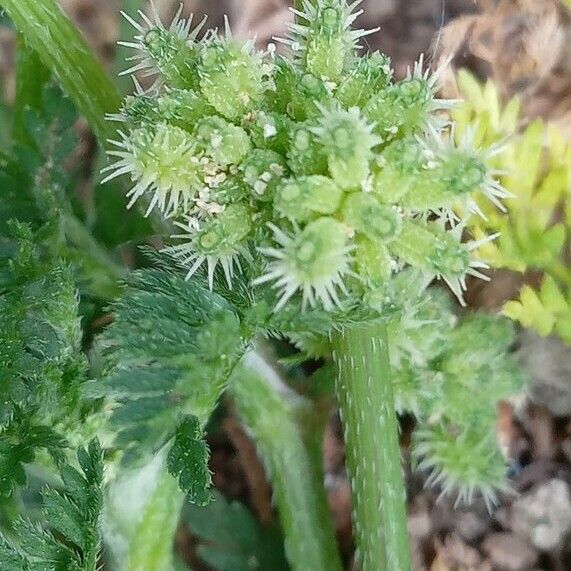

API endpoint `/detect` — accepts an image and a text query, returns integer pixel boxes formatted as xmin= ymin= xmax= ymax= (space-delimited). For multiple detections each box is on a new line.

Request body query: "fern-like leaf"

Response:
xmin=0 ymin=223 xmax=86 ymax=497
xmin=89 ymin=268 xmax=248 ymax=467
xmin=504 ymin=277 xmax=571 ymax=344
xmin=0 ymin=439 xmax=103 ymax=571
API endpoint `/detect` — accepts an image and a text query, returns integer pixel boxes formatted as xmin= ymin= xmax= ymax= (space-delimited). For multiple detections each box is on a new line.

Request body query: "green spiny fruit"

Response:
xmin=120 ymin=7 xmax=207 ymax=88
xmin=275 ymin=175 xmax=343 ymax=222
xmin=254 ymin=217 xmax=352 ymax=311
xmin=195 ymin=116 xmax=251 ymax=166
xmin=286 ymin=0 xmax=378 ymax=82
xmin=341 ymin=193 xmax=401 ymax=243
xmin=109 ymin=4 xmax=503 ymax=311
xmin=336 ymin=51 xmax=393 ymax=108
xmin=199 ymin=36 xmax=270 ymax=120
xmin=103 ymin=123 xmax=205 ymax=216
xmin=287 ymin=122 xmax=329 ymax=176
xmin=313 ymin=106 xmax=379 ymax=189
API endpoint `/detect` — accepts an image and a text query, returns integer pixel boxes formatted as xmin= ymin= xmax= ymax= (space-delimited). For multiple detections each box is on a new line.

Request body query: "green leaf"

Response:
xmin=185 ymin=491 xmax=289 ymax=571
xmin=13 ymin=34 xmax=51 ymax=145
xmin=0 ymin=539 xmax=28 ymax=571
xmin=0 ymin=84 xmax=77 ymax=237
xmin=0 ymin=224 xmax=89 ymax=497
xmin=167 ymin=417 xmax=212 ymax=506
xmin=91 ymin=266 xmax=248 ymax=463
xmin=458 ymin=72 xmax=571 ymax=345
xmin=0 ymin=408 xmax=67 ymax=498
xmin=0 ymin=439 xmax=103 ymax=571
xmin=504 ymin=279 xmax=571 ymax=343
xmin=0 ymin=223 xmax=85 ymax=426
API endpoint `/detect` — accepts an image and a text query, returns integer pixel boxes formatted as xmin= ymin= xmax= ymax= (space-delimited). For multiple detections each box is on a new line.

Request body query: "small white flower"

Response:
xmin=253 ymin=181 xmax=268 ymax=196
xmin=263 ymin=123 xmax=278 ymax=139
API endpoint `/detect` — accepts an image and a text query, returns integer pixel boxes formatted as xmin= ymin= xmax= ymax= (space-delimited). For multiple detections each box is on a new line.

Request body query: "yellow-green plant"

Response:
xmin=454 ymin=70 xmax=571 ymax=344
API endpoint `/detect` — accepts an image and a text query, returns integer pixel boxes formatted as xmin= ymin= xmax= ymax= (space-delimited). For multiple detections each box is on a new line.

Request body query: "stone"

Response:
xmin=562 ymin=438 xmax=571 ymax=463
xmin=518 ymin=331 xmax=571 ymax=416
xmin=456 ymin=510 xmax=490 ymax=543
xmin=512 ymin=479 xmax=571 ymax=552
xmin=482 ymin=532 xmax=539 ymax=571
xmin=363 ymin=0 xmax=397 ymax=19
xmin=408 ymin=507 xmax=431 ymax=539
xmin=435 ymin=533 xmax=486 ymax=570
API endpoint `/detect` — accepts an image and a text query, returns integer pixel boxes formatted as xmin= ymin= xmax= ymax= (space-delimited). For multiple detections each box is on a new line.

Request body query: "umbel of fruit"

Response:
xmin=105 ymin=0 xmax=507 ymax=309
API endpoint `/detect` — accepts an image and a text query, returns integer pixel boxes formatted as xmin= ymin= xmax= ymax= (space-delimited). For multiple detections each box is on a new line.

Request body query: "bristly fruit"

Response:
xmin=109 ymin=2 xmax=503 ymax=310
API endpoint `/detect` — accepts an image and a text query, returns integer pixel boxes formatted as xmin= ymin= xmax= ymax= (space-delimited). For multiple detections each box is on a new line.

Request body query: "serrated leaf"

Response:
xmin=0 ymin=408 xmax=67 ymax=498
xmin=167 ymin=417 xmax=212 ymax=506
xmin=0 ymin=538 xmax=28 ymax=571
xmin=0 ymin=224 xmax=89 ymax=498
xmin=86 ymin=366 xmax=180 ymax=399
xmin=42 ymin=489 xmax=87 ymax=550
xmin=96 ymin=267 xmax=249 ymax=464
xmin=541 ymin=276 xmax=568 ymax=313
xmin=0 ymin=440 xmax=103 ymax=571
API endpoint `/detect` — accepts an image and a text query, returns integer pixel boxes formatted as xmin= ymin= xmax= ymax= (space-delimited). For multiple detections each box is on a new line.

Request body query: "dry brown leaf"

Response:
xmin=434 ymin=0 xmax=571 ymax=135
xmin=223 ymin=412 xmax=274 ymax=524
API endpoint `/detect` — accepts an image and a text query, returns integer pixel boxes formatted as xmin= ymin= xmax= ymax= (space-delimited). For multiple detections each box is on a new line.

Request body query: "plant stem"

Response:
xmin=0 ymin=0 xmax=121 ymax=146
xmin=127 ymin=468 xmax=184 ymax=571
xmin=231 ymin=349 xmax=343 ymax=571
xmin=331 ymin=321 xmax=411 ymax=571
xmin=104 ymin=454 xmax=184 ymax=571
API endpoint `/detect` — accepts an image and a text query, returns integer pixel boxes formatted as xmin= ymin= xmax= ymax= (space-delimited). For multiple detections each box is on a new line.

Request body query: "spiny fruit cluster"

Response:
xmin=386 ymin=284 xmax=524 ymax=509
xmin=105 ymin=0 xmax=507 ymax=311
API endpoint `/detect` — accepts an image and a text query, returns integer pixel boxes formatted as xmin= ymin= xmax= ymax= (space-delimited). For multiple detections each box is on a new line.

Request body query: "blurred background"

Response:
xmin=1 ymin=1 xmax=570 ymax=570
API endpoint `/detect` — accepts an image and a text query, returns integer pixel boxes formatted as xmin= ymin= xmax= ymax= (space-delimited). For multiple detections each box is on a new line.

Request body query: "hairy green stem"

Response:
xmin=127 ymin=468 xmax=184 ymax=571
xmin=231 ymin=349 xmax=343 ymax=571
xmin=0 ymin=0 xmax=121 ymax=145
xmin=332 ymin=322 xmax=411 ymax=571
xmin=104 ymin=454 xmax=184 ymax=571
